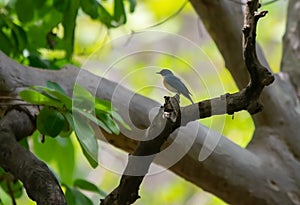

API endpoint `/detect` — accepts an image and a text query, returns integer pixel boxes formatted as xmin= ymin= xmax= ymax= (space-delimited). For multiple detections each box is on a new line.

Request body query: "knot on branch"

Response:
xmin=242 ymin=25 xmax=251 ymax=36
xmin=254 ymin=10 xmax=268 ymax=21
xmin=260 ymin=69 xmax=275 ymax=86
xmin=247 ymin=100 xmax=263 ymax=115
xmin=163 ymin=94 xmax=180 ymax=123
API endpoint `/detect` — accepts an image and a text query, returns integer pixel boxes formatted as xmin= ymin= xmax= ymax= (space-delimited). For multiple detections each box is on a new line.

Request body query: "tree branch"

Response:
xmin=99 ymin=1 xmax=276 ymax=204
xmin=281 ymin=0 xmax=300 ymax=95
xmin=0 ymin=7 xmax=281 ymax=201
xmin=188 ymin=0 xmax=300 ymax=156
xmin=101 ymin=95 xmax=181 ymax=205
xmin=0 ymin=108 xmax=66 ymax=205
xmin=189 ymin=0 xmax=248 ymax=88
xmin=0 ymin=1 xmax=296 ymax=203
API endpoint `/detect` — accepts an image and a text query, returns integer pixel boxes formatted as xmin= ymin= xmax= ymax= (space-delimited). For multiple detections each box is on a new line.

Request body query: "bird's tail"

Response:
xmin=184 ymin=94 xmax=194 ymax=104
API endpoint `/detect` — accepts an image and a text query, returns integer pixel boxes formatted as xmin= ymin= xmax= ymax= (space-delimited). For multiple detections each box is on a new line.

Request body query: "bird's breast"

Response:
xmin=163 ymin=77 xmax=178 ymax=93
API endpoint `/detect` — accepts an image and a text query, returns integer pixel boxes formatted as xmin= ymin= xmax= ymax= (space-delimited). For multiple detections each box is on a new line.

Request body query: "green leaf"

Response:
xmin=15 ymin=0 xmax=34 ymax=23
xmin=32 ymin=133 xmax=75 ymax=185
xmin=37 ymin=107 xmax=66 ymax=137
xmin=127 ymin=0 xmax=136 ymax=13
xmin=0 ymin=30 xmax=13 ymax=55
xmin=19 ymin=138 xmax=29 ymax=149
xmin=11 ymin=23 xmax=27 ymax=52
xmin=0 ymin=176 xmax=23 ymax=199
xmin=0 ymin=167 xmax=4 ymax=174
xmin=82 ymin=146 xmax=98 ymax=168
xmin=114 ymin=0 xmax=126 ymax=25
xmin=94 ymin=98 xmax=130 ymax=131
xmin=94 ymin=98 xmax=112 ymax=112
xmin=55 ymin=137 xmax=75 ymax=184
xmin=34 ymin=0 xmax=46 ymax=9
xmin=33 ymin=85 xmax=72 ymax=109
xmin=19 ymin=89 xmax=64 ymax=108
xmin=27 ymin=8 xmax=62 ymax=50
xmin=97 ymin=3 xmax=115 ymax=28
xmin=72 ymin=111 xmax=99 ymax=168
xmin=27 ymin=53 xmax=51 ymax=68
xmin=31 ymin=131 xmax=52 ymax=162
xmin=74 ymin=179 xmax=107 ymax=196
xmin=73 ymin=84 xmax=94 ymax=101
xmin=72 ymin=85 xmax=113 ymax=132
xmin=53 ymin=0 xmax=69 ymax=12
xmin=80 ymin=0 xmax=99 ymax=19
xmin=46 ymin=81 xmax=66 ymax=94
xmin=72 ymin=84 xmax=94 ymax=110
xmin=61 ymin=0 xmax=80 ymax=59
xmin=64 ymin=111 xmax=75 ymax=130
xmin=65 ymin=185 xmax=93 ymax=205
xmin=59 ymin=121 xmax=72 ymax=138
xmin=73 ymin=107 xmax=112 ymax=134
xmin=98 ymin=113 xmax=120 ymax=135
xmin=112 ymin=111 xmax=131 ymax=130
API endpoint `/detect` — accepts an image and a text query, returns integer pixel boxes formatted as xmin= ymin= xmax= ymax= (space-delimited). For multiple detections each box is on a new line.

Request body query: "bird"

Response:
xmin=156 ymin=69 xmax=194 ymax=104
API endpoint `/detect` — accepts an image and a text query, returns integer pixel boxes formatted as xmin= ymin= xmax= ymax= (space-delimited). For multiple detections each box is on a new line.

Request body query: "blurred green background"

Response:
xmin=0 ymin=0 xmax=287 ymax=204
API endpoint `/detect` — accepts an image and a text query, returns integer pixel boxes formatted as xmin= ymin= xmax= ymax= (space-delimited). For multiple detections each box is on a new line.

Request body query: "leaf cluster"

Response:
xmin=19 ymin=81 xmax=129 ymax=167
xmin=0 ymin=0 xmax=136 ymax=67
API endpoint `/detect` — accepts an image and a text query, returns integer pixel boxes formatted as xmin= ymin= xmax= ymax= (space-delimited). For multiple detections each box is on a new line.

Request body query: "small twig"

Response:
xmin=6 ymin=178 xmax=17 ymax=205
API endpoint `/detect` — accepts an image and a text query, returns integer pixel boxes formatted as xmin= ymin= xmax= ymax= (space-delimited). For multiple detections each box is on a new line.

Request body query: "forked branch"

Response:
xmin=100 ymin=1 xmax=274 ymax=204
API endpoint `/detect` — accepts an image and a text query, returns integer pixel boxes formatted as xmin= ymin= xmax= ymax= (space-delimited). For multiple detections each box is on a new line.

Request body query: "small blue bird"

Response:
xmin=156 ymin=69 xmax=194 ymax=104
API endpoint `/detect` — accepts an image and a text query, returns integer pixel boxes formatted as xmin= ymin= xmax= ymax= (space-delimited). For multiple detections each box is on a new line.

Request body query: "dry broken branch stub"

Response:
xmin=100 ymin=95 xmax=181 ymax=205
xmin=242 ymin=0 xmax=274 ymax=113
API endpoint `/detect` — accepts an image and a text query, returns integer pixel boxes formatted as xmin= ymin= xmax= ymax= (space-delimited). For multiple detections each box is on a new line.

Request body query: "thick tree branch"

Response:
xmin=0 ymin=1 xmax=297 ymax=203
xmin=189 ymin=0 xmax=272 ymax=88
xmin=100 ymin=1 xmax=276 ymax=205
xmin=189 ymin=0 xmax=248 ymax=88
xmin=0 ymin=108 xmax=66 ymax=205
xmin=189 ymin=0 xmax=300 ymax=158
xmin=281 ymin=0 xmax=300 ymax=95
xmin=0 ymin=10 xmax=284 ymax=201
xmin=0 ymin=48 xmax=293 ymax=205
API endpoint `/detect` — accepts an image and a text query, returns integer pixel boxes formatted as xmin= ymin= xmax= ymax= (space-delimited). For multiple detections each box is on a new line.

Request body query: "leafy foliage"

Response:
xmin=0 ymin=167 xmax=23 ymax=204
xmin=19 ymin=81 xmax=127 ymax=167
xmin=13 ymin=81 xmax=129 ymax=203
xmin=0 ymin=0 xmax=136 ymax=67
xmin=73 ymin=179 xmax=107 ymax=196
xmin=64 ymin=178 xmax=107 ymax=205
xmin=0 ymin=0 xmax=135 ymax=202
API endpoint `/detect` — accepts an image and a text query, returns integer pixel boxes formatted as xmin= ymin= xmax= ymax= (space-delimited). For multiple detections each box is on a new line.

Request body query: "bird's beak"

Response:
xmin=156 ymin=71 xmax=161 ymax=74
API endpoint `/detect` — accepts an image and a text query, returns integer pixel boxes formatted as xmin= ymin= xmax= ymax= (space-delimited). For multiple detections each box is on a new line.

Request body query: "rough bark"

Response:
xmin=101 ymin=95 xmax=182 ymax=205
xmin=0 ymin=108 xmax=66 ymax=205
xmin=0 ymin=0 xmax=299 ymax=204
xmin=281 ymin=0 xmax=300 ymax=95
xmin=189 ymin=0 xmax=300 ymax=204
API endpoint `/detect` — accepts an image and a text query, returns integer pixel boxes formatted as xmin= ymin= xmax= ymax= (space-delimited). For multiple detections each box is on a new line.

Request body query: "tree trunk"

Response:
xmin=0 ymin=0 xmax=299 ymax=204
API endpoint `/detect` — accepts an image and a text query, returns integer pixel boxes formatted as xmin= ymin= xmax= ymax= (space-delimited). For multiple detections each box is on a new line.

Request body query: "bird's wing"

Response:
xmin=165 ymin=75 xmax=194 ymax=104
xmin=165 ymin=76 xmax=191 ymax=94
